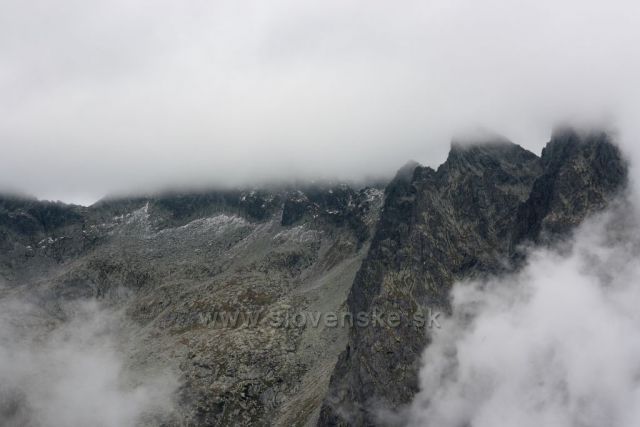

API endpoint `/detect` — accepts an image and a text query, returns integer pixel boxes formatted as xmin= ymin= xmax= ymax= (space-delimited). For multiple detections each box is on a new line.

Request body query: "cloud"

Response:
xmin=1 ymin=0 xmax=639 ymax=203
xmin=0 ymin=296 xmax=178 ymax=427
xmin=402 ymin=199 xmax=640 ymax=427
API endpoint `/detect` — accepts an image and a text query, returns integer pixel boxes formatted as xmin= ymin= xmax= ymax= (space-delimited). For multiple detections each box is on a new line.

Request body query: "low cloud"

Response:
xmin=400 ymin=200 xmax=640 ymax=427
xmin=0 ymin=296 xmax=178 ymax=427
xmin=1 ymin=0 xmax=639 ymax=203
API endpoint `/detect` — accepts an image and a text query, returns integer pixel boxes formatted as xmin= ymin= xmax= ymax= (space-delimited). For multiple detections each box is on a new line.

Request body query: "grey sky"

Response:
xmin=1 ymin=0 xmax=639 ymax=204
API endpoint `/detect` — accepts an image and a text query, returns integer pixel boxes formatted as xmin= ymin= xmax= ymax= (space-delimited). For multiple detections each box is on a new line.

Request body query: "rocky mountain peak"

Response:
xmin=513 ymin=128 xmax=627 ymax=245
xmin=319 ymin=127 xmax=628 ymax=426
xmin=392 ymin=160 xmax=422 ymax=184
xmin=443 ymin=135 xmax=540 ymax=180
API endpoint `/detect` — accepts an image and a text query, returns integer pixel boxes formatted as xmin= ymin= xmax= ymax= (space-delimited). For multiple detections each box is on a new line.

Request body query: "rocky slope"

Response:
xmin=318 ymin=128 xmax=627 ymax=425
xmin=0 ymin=127 xmax=628 ymax=426
xmin=0 ymin=184 xmax=384 ymax=426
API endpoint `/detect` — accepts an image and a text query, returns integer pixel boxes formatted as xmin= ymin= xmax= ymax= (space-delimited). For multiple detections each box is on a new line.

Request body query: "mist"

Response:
xmin=395 ymin=191 xmax=640 ymax=426
xmin=1 ymin=0 xmax=639 ymax=204
xmin=0 ymin=294 xmax=178 ymax=427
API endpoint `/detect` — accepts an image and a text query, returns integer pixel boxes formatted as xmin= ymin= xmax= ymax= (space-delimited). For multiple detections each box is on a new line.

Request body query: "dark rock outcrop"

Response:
xmin=319 ymin=129 xmax=627 ymax=426
xmin=513 ymin=127 xmax=628 ymax=246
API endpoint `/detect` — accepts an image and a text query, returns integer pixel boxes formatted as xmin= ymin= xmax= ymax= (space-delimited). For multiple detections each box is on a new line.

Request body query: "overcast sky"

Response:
xmin=1 ymin=0 xmax=639 ymax=204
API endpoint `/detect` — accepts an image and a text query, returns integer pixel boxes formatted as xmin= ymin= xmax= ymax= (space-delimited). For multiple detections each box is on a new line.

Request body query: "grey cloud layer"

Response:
xmin=1 ymin=0 xmax=639 ymax=204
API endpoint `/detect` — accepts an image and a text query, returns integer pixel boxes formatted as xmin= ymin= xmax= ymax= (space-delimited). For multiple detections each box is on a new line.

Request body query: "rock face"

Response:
xmin=0 ymin=184 xmax=384 ymax=426
xmin=513 ymin=128 xmax=628 ymax=245
xmin=0 ymin=128 xmax=628 ymax=427
xmin=318 ymin=128 xmax=627 ymax=426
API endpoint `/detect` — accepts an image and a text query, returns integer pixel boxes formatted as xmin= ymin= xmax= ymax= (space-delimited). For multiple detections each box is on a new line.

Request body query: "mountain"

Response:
xmin=318 ymin=127 xmax=627 ymax=425
xmin=0 ymin=127 xmax=627 ymax=426
xmin=0 ymin=183 xmax=385 ymax=426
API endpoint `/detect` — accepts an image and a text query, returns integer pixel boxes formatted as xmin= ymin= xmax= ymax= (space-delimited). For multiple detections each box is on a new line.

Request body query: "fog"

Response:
xmin=396 ymin=196 xmax=640 ymax=426
xmin=1 ymin=0 xmax=639 ymax=204
xmin=0 ymin=295 xmax=177 ymax=427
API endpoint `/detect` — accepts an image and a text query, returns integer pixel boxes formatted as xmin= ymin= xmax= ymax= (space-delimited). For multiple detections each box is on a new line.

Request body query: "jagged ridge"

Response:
xmin=319 ymin=128 xmax=627 ymax=426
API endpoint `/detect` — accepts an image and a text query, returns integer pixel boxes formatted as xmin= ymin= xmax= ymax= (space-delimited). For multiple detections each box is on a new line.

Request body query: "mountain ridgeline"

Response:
xmin=0 ymin=127 xmax=627 ymax=426
xmin=319 ymin=127 xmax=627 ymax=425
